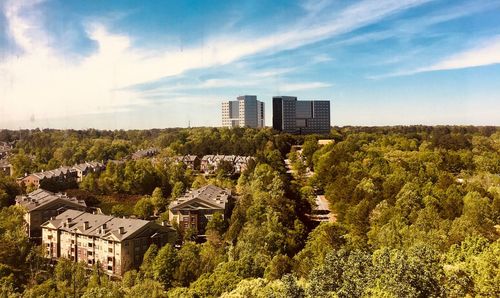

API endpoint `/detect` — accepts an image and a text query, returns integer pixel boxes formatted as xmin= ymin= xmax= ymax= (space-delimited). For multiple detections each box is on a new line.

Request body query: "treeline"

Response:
xmin=2 ymin=127 xmax=297 ymax=178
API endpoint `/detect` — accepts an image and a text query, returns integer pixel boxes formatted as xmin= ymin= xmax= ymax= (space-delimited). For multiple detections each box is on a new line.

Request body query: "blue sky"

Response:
xmin=0 ymin=0 xmax=499 ymax=129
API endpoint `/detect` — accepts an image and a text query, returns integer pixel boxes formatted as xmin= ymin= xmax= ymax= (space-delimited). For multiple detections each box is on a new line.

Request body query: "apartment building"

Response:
xmin=273 ymin=96 xmax=331 ymax=134
xmin=72 ymin=161 xmax=106 ymax=182
xmin=41 ymin=210 xmax=176 ymax=276
xmin=17 ymin=166 xmax=78 ymax=189
xmin=169 ymin=185 xmax=232 ymax=236
xmin=16 ymin=189 xmax=87 ymax=239
xmin=222 ymin=95 xmax=265 ymax=128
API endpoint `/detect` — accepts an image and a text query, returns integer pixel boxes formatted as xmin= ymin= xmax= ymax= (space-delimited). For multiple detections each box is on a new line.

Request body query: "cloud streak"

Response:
xmin=419 ymin=36 xmax=500 ymax=72
xmin=370 ymin=35 xmax=500 ymax=79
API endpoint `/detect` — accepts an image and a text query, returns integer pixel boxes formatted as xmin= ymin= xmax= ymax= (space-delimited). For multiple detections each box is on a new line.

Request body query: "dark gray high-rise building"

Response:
xmin=273 ymin=96 xmax=330 ymax=134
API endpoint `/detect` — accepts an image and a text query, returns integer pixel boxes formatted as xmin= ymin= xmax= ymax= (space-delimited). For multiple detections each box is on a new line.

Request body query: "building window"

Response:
xmin=88 ymin=243 xmax=93 ymax=247
xmin=108 ymin=248 xmax=113 ymax=253
xmin=107 ymin=266 xmax=113 ymax=271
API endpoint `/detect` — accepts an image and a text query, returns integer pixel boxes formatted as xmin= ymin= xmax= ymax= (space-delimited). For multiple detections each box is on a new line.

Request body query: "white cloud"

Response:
xmin=0 ymin=0 xmax=431 ymax=127
xmin=253 ymin=67 xmax=297 ymax=78
xmin=280 ymin=82 xmax=332 ymax=92
xmin=418 ymin=36 xmax=500 ymax=72
xmin=370 ymin=35 xmax=500 ymax=79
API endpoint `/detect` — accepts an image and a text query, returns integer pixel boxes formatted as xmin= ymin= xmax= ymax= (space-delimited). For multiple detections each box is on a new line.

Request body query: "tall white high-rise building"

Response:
xmin=222 ymin=95 xmax=265 ymax=128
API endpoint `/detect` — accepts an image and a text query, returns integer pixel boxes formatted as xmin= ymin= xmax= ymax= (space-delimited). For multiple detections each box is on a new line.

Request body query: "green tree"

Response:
xmin=140 ymin=245 xmax=158 ymax=279
xmin=151 ymin=187 xmax=168 ymax=214
xmin=134 ymin=196 xmax=154 ymax=219
xmin=153 ymin=244 xmax=179 ymax=289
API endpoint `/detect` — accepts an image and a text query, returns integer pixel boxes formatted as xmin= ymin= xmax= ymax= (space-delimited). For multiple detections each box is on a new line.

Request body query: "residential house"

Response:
xmin=234 ymin=156 xmax=254 ymax=173
xmin=41 ymin=210 xmax=176 ymax=276
xmin=200 ymin=155 xmax=254 ymax=174
xmin=132 ymin=148 xmax=159 ymax=160
xmin=169 ymin=185 xmax=232 ymax=236
xmin=0 ymin=141 xmax=12 ymax=159
xmin=16 ymin=189 xmax=87 ymax=240
xmin=170 ymin=155 xmax=201 ymax=170
xmin=72 ymin=161 xmax=106 ymax=182
xmin=182 ymin=155 xmax=201 ymax=170
xmin=200 ymin=155 xmax=215 ymax=173
xmin=0 ymin=159 xmax=12 ymax=176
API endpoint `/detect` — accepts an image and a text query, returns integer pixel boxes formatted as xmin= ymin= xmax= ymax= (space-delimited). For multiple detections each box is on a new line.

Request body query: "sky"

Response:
xmin=0 ymin=0 xmax=499 ymax=129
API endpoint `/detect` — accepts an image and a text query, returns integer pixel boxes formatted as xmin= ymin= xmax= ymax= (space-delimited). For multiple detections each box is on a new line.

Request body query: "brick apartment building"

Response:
xmin=42 ymin=210 xmax=176 ymax=276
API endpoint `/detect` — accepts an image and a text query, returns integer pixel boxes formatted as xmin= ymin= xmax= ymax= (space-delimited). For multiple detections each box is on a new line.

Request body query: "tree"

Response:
xmin=174 ymin=241 xmax=201 ymax=286
xmin=206 ymin=212 xmax=227 ymax=244
xmin=134 ymin=196 xmax=154 ymax=219
xmin=151 ymin=187 xmax=168 ymax=214
xmin=111 ymin=204 xmax=128 ymax=217
xmin=140 ymin=244 xmax=158 ymax=279
xmin=171 ymin=182 xmax=185 ymax=200
xmin=264 ymin=255 xmax=293 ymax=280
xmin=153 ymin=244 xmax=179 ymax=289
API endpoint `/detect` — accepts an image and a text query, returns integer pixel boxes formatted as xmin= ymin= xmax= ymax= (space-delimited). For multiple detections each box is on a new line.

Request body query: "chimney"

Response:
xmin=83 ymin=221 xmax=89 ymax=230
xmin=102 ymin=223 xmax=107 ymax=229
xmin=67 ymin=218 xmax=72 ymax=224
xmin=119 ymin=227 xmax=125 ymax=234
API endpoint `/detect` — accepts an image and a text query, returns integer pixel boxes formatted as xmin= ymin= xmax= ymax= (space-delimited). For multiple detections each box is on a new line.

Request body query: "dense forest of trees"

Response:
xmin=0 ymin=126 xmax=498 ymax=297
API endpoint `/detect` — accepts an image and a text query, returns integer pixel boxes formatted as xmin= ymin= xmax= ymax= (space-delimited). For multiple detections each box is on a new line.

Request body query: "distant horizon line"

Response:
xmin=1 ymin=124 xmax=499 ymax=132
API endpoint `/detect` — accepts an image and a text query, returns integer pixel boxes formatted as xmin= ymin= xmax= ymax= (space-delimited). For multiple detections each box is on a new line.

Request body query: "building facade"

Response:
xmin=273 ymin=96 xmax=330 ymax=134
xmin=17 ymin=166 xmax=78 ymax=190
xmin=16 ymin=189 xmax=87 ymax=240
xmin=169 ymin=185 xmax=233 ymax=236
xmin=222 ymin=95 xmax=265 ymax=128
xmin=200 ymin=155 xmax=254 ymax=174
xmin=0 ymin=159 xmax=12 ymax=176
xmin=41 ymin=210 xmax=176 ymax=277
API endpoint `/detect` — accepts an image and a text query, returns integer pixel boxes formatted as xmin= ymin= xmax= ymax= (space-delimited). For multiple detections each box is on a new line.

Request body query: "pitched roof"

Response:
xmin=72 ymin=161 xmax=105 ymax=172
xmin=26 ymin=166 xmax=77 ymax=180
xmin=201 ymin=155 xmax=214 ymax=161
xmin=183 ymin=155 xmax=199 ymax=162
xmin=169 ymin=184 xmax=230 ymax=211
xmin=16 ymin=189 xmax=86 ymax=212
xmin=132 ymin=148 xmax=159 ymax=159
xmin=41 ymin=210 xmax=172 ymax=241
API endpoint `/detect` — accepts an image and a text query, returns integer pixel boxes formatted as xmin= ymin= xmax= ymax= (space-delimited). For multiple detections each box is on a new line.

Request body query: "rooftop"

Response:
xmin=42 ymin=210 xmax=169 ymax=241
xmin=73 ymin=161 xmax=105 ymax=172
xmin=16 ymin=189 xmax=86 ymax=211
xmin=170 ymin=185 xmax=231 ymax=211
